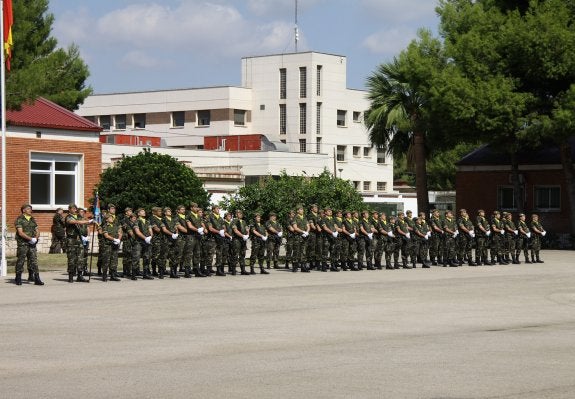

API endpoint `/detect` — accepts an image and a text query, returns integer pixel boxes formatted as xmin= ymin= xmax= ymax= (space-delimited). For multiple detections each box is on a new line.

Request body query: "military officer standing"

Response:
xmin=49 ymin=207 xmax=66 ymax=254
xmin=99 ymin=213 xmax=122 ymax=281
xmin=490 ymin=211 xmax=508 ymax=265
xmin=161 ymin=207 xmax=181 ymax=278
xmin=429 ymin=209 xmax=444 ymax=265
xmin=265 ymin=212 xmax=283 ymax=269
xmin=284 ymin=210 xmax=296 ymax=270
xmin=321 ymin=207 xmax=341 ymax=272
xmin=457 ymin=209 xmax=477 ymax=266
xmin=504 ymin=212 xmax=520 ymax=264
xmin=185 ymin=203 xmax=207 ymax=278
xmin=517 ymin=213 xmax=531 ymax=264
xmin=231 ymin=209 xmax=251 ymax=275
xmin=206 ymin=204 xmax=227 ymax=277
xmin=396 ymin=212 xmax=412 ymax=268
xmin=149 ymin=207 xmax=165 ymax=276
xmin=14 ymin=204 xmax=43 ymax=286
xmin=222 ymin=212 xmax=234 ymax=274
xmin=65 ymin=204 xmax=94 ymax=282
xmin=378 ymin=212 xmax=394 ymax=270
xmin=530 ymin=214 xmax=546 ymax=263
xmin=442 ymin=210 xmax=458 ymax=267
xmin=341 ymin=210 xmax=358 ymax=271
xmin=475 ymin=209 xmax=493 ymax=265
xmin=249 ymin=212 xmax=269 ymax=274
xmin=291 ymin=205 xmax=310 ymax=273
xmin=414 ymin=213 xmax=431 ymax=268
xmin=358 ymin=210 xmax=376 ymax=270
xmin=132 ymin=208 xmax=154 ymax=279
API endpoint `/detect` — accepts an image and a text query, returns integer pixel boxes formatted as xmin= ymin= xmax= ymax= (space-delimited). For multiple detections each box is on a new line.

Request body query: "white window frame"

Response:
xmin=497 ymin=186 xmax=517 ymax=211
xmin=534 ymin=185 xmax=561 ymax=211
xmin=336 ymin=145 xmax=346 ymax=162
xmin=377 ymin=147 xmax=386 ymax=164
xmin=363 ymin=181 xmax=371 ymax=191
xmin=234 ymin=109 xmax=246 ymax=126
xmin=99 ymin=115 xmax=111 ymax=130
xmin=353 ymin=111 xmax=361 ymax=123
xmin=30 ymin=152 xmax=82 ymax=210
xmin=198 ymin=110 xmax=211 ymax=127
xmin=113 ymin=114 xmax=126 ymax=130
xmin=172 ymin=111 xmax=185 ymax=128
xmin=337 ymin=110 xmax=347 ymax=127
xmin=377 ymin=181 xmax=387 ymax=192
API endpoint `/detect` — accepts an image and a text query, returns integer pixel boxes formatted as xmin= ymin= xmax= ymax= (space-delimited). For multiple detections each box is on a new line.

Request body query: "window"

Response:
xmin=353 ymin=181 xmax=360 ymax=190
xmin=363 ymin=147 xmax=371 ymax=157
xmin=377 ymin=182 xmax=387 ymax=192
xmin=353 ymin=111 xmax=361 ymax=122
xmin=279 ymin=104 xmax=286 ymax=134
xmin=337 ymin=110 xmax=346 ymax=127
xmin=114 ymin=114 xmax=126 ymax=130
xmin=497 ymin=186 xmax=516 ymax=210
xmin=279 ymin=68 xmax=287 ymax=99
xmin=336 ymin=145 xmax=346 ymax=162
xmin=363 ymin=181 xmax=371 ymax=191
xmin=316 ymin=65 xmax=322 ymax=96
xmin=534 ymin=186 xmax=560 ymax=210
xmin=299 ymin=103 xmax=306 ymax=134
xmin=172 ymin=111 xmax=185 ymax=127
xmin=234 ymin=109 xmax=245 ymax=126
xmin=198 ymin=110 xmax=211 ymax=126
xmin=353 ymin=146 xmax=360 ymax=157
xmin=316 ymin=137 xmax=322 ymax=154
xmin=299 ymin=67 xmax=307 ymax=98
xmin=377 ymin=147 xmax=386 ymax=164
xmin=316 ymin=102 xmax=321 ymax=135
xmin=30 ymin=153 xmax=80 ymax=208
xmin=133 ymin=113 xmax=146 ymax=129
xmin=299 ymin=139 xmax=307 ymax=153
xmin=105 ymin=135 xmax=115 ymax=144
xmin=260 ymin=104 xmax=265 ymax=111
xmin=99 ymin=115 xmax=111 ymax=130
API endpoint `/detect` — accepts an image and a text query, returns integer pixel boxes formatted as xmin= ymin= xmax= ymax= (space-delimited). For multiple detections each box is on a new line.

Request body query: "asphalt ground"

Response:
xmin=1 ymin=250 xmax=574 ymax=399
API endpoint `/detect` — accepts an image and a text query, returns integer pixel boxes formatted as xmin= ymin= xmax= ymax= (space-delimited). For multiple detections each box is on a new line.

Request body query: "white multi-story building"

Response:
xmin=77 ymin=51 xmax=400 ymax=209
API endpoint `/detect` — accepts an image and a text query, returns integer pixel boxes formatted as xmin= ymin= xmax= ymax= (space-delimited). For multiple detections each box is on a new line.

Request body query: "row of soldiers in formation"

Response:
xmin=14 ymin=202 xmax=547 ymax=286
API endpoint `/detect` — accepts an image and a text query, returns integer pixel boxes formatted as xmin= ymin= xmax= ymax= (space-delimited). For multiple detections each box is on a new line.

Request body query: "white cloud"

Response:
xmin=247 ymin=0 xmax=323 ymax=17
xmin=120 ymin=50 xmax=170 ymax=69
xmin=362 ymin=27 xmax=417 ymax=56
xmin=360 ymin=0 xmax=437 ymax=24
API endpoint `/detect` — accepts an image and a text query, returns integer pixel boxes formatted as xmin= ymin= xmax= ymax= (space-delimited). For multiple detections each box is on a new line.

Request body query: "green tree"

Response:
xmin=6 ymin=0 xmax=92 ymax=110
xmin=221 ymin=170 xmax=364 ymax=223
xmin=95 ymin=149 xmax=210 ymax=212
xmin=434 ymin=0 xmax=575 ymax=231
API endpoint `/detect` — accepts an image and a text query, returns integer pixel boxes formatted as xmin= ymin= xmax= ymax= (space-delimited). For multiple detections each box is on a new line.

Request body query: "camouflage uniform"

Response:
xmin=490 ymin=213 xmax=508 ymax=264
xmin=358 ymin=214 xmax=375 ymax=270
xmin=149 ymin=211 xmax=165 ymax=276
xmin=457 ymin=213 xmax=476 ymax=266
xmin=249 ymin=217 xmax=269 ymax=274
xmin=99 ymin=218 xmax=122 ymax=281
xmin=185 ymin=210 xmax=204 ymax=277
xmin=120 ymin=211 xmax=133 ymax=277
xmin=504 ymin=215 xmax=520 ymax=264
xmin=291 ymin=211 xmax=309 ymax=272
xmin=306 ymin=208 xmax=322 ymax=270
xmin=517 ymin=216 xmax=531 ymax=263
xmin=530 ymin=216 xmax=545 ymax=263
xmin=322 ymin=211 xmax=340 ymax=272
xmin=405 ymin=213 xmax=417 ymax=265
xmin=396 ymin=215 xmax=412 ymax=268
xmin=231 ymin=214 xmax=250 ymax=275
xmin=14 ymin=208 xmax=41 ymax=285
xmin=66 ymin=212 xmax=86 ymax=281
xmin=265 ymin=216 xmax=283 ymax=269
xmin=49 ymin=210 xmax=66 ymax=254
xmin=284 ymin=213 xmax=295 ymax=269
xmin=429 ymin=212 xmax=444 ymax=265
xmin=475 ymin=212 xmax=492 ymax=265
xmin=162 ymin=211 xmax=181 ymax=278
xmin=378 ymin=216 xmax=394 ymax=269
xmin=414 ymin=218 xmax=431 ymax=267
xmin=132 ymin=214 xmax=153 ymax=279
xmin=441 ymin=214 xmax=458 ymax=266
xmin=341 ymin=214 xmax=357 ymax=270
xmin=206 ymin=210 xmax=226 ymax=276
xmin=222 ymin=216 xmax=234 ymax=273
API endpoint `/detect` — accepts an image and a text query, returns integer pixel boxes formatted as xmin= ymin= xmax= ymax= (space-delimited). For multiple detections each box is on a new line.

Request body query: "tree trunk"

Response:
xmin=413 ymin=130 xmax=429 ymax=215
xmin=510 ymin=151 xmax=524 ymax=213
xmin=559 ymin=141 xmax=575 ymax=236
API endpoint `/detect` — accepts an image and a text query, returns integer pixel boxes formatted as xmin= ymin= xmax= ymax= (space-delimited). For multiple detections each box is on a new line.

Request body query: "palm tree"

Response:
xmin=365 ymin=58 xmax=430 ymax=214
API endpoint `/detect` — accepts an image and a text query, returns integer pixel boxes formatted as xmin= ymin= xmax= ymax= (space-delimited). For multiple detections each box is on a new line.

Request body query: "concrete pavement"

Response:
xmin=1 ymin=250 xmax=575 ymax=398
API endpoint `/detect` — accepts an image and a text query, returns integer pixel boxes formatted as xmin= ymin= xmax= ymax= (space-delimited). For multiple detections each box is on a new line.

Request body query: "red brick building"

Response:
xmin=1 ymin=98 xmax=102 ymax=241
xmin=456 ymin=139 xmax=574 ymax=237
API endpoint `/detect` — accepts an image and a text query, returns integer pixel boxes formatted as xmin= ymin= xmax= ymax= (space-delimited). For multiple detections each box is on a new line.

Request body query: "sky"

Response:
xmin=49 ymin=0 xmax=440 ymax=94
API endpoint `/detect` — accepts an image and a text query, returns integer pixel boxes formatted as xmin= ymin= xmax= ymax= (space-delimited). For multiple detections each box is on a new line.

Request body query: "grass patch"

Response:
xmin=5 ymin=253 xmax=100 ymax=274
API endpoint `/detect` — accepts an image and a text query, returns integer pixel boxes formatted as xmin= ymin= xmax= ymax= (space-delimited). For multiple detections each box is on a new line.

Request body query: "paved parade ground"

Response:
xmin=1 ymin=250 xmax=575 ymax=399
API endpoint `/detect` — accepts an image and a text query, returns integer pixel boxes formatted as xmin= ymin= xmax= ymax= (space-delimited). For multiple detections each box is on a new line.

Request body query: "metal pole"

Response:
xmin=1 ymin=0 xmax=8 ymax=277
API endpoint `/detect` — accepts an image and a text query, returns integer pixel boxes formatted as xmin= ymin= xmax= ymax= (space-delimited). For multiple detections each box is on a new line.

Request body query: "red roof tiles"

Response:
xmin=6 ymin=97 xmax=102 ymax=132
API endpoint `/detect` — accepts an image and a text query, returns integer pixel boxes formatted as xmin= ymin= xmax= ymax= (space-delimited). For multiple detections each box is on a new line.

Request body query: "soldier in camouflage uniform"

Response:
xmin=490 ymin=211 xmax=508 ymax=265
xmin=341 ymin=211 xmax=358 ymax=271
xmin=185 ymin=203 xmax=207 ymax=278
xmin=231 ymin=210 xmax=251 ymax=275
xmin=284 ymin=210 xmax=295 ymax=270
xmin=120 ymin=208 xmax=133 ymax=277
xmin=78 ymin=208 xmax=90 ymax=276
xmin=132 ymin=208 xmax=154 ymax=280
xmin=370 ymin=211 xmax=383 ymax=269
xmin=49 ymin=207 xmax=66 ymax=254
xmin=414 ymin=213 xmax=431 ymax=268
xmin=429 ymin=209 xmax=444 ymax=265
xmin=457 ymin=209 xmax=477 ymax=266
xmin=358 ymin=210 xmax=376 ymax=270
xmin=475 ymin=209 xmax=493 ymax=266
xmin=265 ymin=212 xmax=283 ymax=269
xmin=378 ymin=212 xmax=394 ymax=269
xmin=395 ymin=212 xmax=412 ymax=268
xmin=65 ymin=204 xmax=93 ymax=282
xmin=517 ymin=213 xmax=532 ymax=264
xmin=149 ymin=207 xmax=164 ymax=277
xmin=99 ymin=213 xmax=122 ymax=282
xmin=291 ymin=205 xmax=310 ymax=273
xmin=530 ymin=214 xmax=546 ymax=263
xmin=14 ymin=204 xmax=43 ymax=286
xmin=334 ymin=210 xmax=347 ymax=270
xmin=161 ymin=207 xmax=181 ymax=278
xmin=405 ymin=210 xmax=417 ymax=266
xmin=206 ymin=205 xmax=227 ymax=277
xmin=222 ymin=212 xmax=234 ymax=274
xmin=504 ymin=212 xmax=520 ymax=264
xmin=306 ymin=204 xmax=321 ymax=270
xmin=351 ymin=211 xmax=360 ymax=268
xmin=389 ymin=215 xmax=402 ymax=268
xmin=249 ymin=213 xmax=270 ymax=274
xmin=442 ymin=210 xmax=458 ymax=267
xmin=321 ymin=207 xmax=340 ymax=272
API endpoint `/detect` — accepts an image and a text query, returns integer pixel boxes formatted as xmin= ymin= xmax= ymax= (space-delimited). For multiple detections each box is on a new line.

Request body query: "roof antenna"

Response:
xmin=294 ymin=0 xmax=299 ymax=53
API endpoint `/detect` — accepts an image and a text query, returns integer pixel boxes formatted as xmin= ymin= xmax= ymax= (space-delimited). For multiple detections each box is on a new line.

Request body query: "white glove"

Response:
xmin=88 ymin=219 xmax=94 ymax=224
xmin=197 ymin=227 xmax=204 ymax=235
xmin=387 ymin=231 xmax=393 ymax=238
xmin=277 ymin=231 xmax=283 ymax=238
xmin=368 ymin=233 xmax=373 ymax=240
xmin=454 ymin=230 xmax=459 ymax=237
xmin=542 ymin=231 xmax=546 ymax=237
xmin=514 ymin=230 xmax=518 ymax=236
xmin=113 ymin=238 xmax=121 ymax=245
xmin=332 ymin=231 xmax=338 ymax=238
xmin=500 ymin=229 xmax=505 ymax=235
xmin=262 ymin=236 xmax=268 ymax=242
xmin=144 ymin=236 xmax=152 ymax=244
xmin=242 ymin=234 xmax=249 ymax=241
xmin=526 ymin=232 xmax=531 ymax=238
xmin=425 ymin=235 xmax=429 ymax=240
xmin=171 ymin=233 xmax=178 ymax=240
xmin=303 ymin=231 xmax=309 ymax=238
xmin=219 ymin=229 xmax=225 ymax=237
xmin=29 ymin=237 xmax=38 ymax=245
xmin=486 ymin=230 xmax=491 ymax=237
xmin=469 ymin=231 xmax=475 ymax=238
xmin=350 ymin=233 xmax=356 ymax=239
xmin=405 ymin=232 xmax=410 ymax=239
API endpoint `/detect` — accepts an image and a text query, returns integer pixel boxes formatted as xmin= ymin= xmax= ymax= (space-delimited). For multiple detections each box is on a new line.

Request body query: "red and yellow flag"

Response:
xmin=3 ymin=0 xmax=13 ymax=70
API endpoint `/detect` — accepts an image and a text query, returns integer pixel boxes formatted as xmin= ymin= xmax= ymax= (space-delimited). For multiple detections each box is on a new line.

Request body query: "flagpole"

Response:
xmin=1 ymin=0 xmax=8 ymax=278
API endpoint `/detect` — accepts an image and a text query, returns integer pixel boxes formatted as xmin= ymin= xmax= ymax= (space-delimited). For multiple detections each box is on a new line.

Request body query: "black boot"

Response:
xmin=321 ymin=262 xmax=328 ymax=272
xmin=349 ymin=260 xmax=359 ymax=271
xmin=142 ymin=269 xmax=154 ymax=280
xmin=525 ymin=255 xmax=532 ymax=264
xmin=273 ymin=261 xmax=279 ymax=269
xmin=15 ymin=272 xmax=22 ymax=286
xmin=386 ymin=260 xmax=393 ymax=270
xmin=292 ymin=262 xmax=299 ymax=272
xmin=301 ymin=263 xmax=311 ymax=273
xmin=330 ymin=263 xmax=340 ymax=272
xmin=341 ymin=261 xmax=349 ymax=271
xmin=171 ymin=266 xmax=180 ymax=278
xmin=431 ymin=257 xmax=437 ymax=266
xmin=110 ymin=272 xmax=121 ymax=281
xmin=468 ymin=259 xmax=477 ymax=266
xmin=240 ymin=264 xmax=251 ymax=275
xmin=28 ymin=271 xmax=34 ymax=282
xmin=33 ymin=273 xmax=44 ymax=286
xmin=250 ymin=266 xmax=256 ymax=275
xmin=102 ymin=271 xmax=108 ymax=282
xmin=422 ymin=260 xmax=431 ymax=268
xmin=536 ymin=255 xmax=544 ymax=263
xmin=216 ymin=266 xmax=226 ymax=276
xmin=260 ymin=267 xmax=269 ymax=275
xmin=229 ymin=266 xmax=237 ymax=275
xmin=68 ymin=273 xmax=74 ymax=283
xmin=152 ymin=265 xmax=158 ymax=277
xmin=77 ymin=272 xmax=88 ymax=282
